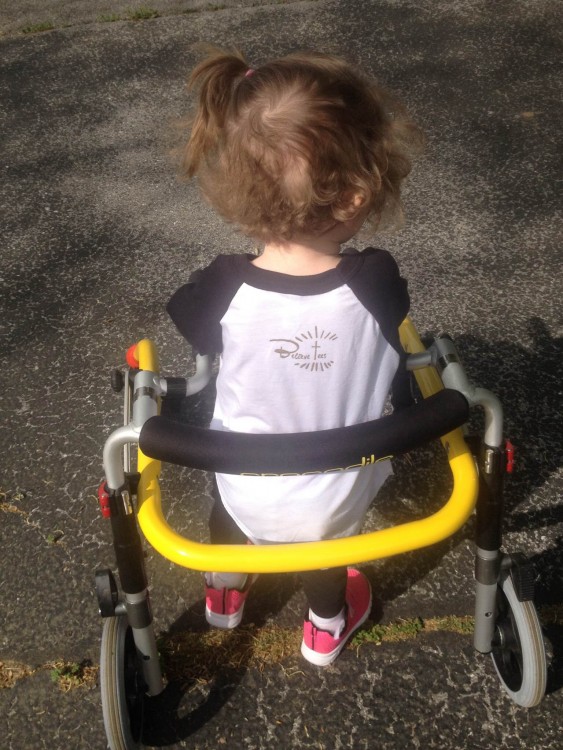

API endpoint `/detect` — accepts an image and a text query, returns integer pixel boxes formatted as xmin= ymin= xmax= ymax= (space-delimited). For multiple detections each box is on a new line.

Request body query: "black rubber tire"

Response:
xmin=100 ymin=616 xmax=145 ymax=750
xmin=491 ymin=573 xmax=547 ymax=707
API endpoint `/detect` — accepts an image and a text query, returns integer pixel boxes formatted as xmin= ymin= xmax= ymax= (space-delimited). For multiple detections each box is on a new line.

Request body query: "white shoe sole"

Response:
xmin=204 ymin=574 xmax=258 ymax=629
xmin=205 ymin=605 xmax=245 ymax=629
xmin=300 ymin=592 xmax=372 ymax=667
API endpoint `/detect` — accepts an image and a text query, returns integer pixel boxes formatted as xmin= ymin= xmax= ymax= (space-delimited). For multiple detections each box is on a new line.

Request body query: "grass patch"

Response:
xmin=426 ymin=614 xmax=475 ymax=635
xmin=1 ymin=490 xmax=29 ymax=519
xmin=182 ymin=4 xmax=226 ymax=12
xmin=126 ymin=6 xmax=160 ymax=20
xmin=3 ymin=606 xmax=559 ymax=692
xmin=98 ymin=13 xmax=122 ymax=23
xmin=21 ymin=21 xmax=55 ymax=34
xmin=1 ymin=659 xmax=97 ymax=692
xmin=49 ymin=660 xmax=98 ymax=692
xmin=2 ymin=605 xmax=559 ymax=692
xmin=352 ymin=615 xmax=474 ymax=646
xmin=0 ymin=661 xmax=35 ymax=689
xmin=159 ymin=625 xmax=302 ymax=684
xmin=353 ymin=617 xmax=425 ymax=645
xmin=46 ymin=529 xmax=65 ymax=545
xmin=98 ymin=8 xmax=160 ymax=23
xmin=159 ymin=615 xmax=477 ymax=683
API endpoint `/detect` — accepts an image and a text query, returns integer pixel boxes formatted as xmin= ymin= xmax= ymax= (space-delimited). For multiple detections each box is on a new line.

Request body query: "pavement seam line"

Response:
xmin=9 ymin=0 xmax=323 ymax=38
xmin=0 ymin=609 xmax=544 ymax=690
xmin=3 ymin=604 xmax=561 ymax=689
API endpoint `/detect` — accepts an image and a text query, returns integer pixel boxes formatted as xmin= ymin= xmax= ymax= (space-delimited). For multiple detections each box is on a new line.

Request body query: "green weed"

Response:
xmin=126 ymin=6 xmax=160 ymax=20
xmin=49 ymin=660 xmax=97 ymax=691
xmin=21 ymin=21 xmax=55 ymax=34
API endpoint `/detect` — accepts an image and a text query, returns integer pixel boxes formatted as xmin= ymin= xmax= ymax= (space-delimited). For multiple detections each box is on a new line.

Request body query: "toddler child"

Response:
xmin=167 ymin=48 xmax=422 ymax=666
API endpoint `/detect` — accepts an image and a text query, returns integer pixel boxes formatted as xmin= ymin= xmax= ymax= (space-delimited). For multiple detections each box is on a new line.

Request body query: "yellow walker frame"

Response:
xmin=135 ymin=321 xmax=476 ymax=572
xmin=97 ymin=319 xmax=546 ymax=750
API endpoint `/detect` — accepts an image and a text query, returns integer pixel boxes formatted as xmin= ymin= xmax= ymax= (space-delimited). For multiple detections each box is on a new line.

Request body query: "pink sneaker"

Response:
xmin=301 ymin=568 xmax=372 ymax=666
xmin=205 ymin=575 xmax=256 ymax=629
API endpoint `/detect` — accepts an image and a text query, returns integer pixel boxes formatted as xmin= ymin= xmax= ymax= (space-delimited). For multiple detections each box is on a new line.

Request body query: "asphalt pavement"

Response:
xmin=1 ymin=1 xmax=562 ymax=748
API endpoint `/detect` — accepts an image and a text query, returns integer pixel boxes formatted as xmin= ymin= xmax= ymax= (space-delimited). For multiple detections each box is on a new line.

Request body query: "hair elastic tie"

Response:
xmin=245 ymin=68 xmax=255 ymax=77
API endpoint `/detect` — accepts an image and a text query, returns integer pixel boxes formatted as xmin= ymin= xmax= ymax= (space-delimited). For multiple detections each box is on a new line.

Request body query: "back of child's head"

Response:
xmin=181 ymin=47 xmax=423 ymax=242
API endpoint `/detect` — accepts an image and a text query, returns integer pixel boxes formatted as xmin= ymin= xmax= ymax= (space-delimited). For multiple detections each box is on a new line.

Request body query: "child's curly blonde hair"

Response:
xmin=181 ymin=48 xmax=423 ymax=243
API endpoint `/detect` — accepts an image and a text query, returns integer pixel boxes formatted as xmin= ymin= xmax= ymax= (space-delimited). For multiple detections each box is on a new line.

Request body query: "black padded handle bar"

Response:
xmin=139 ymin=389 xmax=469 ymax=475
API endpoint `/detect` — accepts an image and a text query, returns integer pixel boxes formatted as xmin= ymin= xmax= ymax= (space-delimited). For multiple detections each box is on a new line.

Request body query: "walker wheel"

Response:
xmin=100 ymin=616 xmax=146 ymax=750
xmin=491 ymin=570 xmax=547 ymax=707
xmin=95 ymin=569 xmax=119 ymax=617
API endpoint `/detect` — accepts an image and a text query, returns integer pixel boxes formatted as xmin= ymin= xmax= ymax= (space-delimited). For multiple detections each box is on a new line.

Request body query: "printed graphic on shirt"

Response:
xmin=270 ymin=326 xmax=338 ymax=372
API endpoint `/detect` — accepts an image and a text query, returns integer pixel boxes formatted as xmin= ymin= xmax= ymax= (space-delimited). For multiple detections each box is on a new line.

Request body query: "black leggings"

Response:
xmin=209 ymin=487 xmax=347 ymax=618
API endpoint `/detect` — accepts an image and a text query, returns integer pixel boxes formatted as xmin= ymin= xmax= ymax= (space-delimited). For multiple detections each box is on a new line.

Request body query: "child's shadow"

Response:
xmin=457 ymin=317 xmax=563 ymax=607
xmin=141 ymin=574 xmax=299 ymax=746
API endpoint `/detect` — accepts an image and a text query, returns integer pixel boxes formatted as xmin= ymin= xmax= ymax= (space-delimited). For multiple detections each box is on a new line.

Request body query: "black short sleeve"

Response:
xmin=166 ymin=256 xmax=246 ymax=355
xmin=340 ymin=248 xmax=412 ymax=410
xmin=340 ymin=247 xmax=410 ymax=347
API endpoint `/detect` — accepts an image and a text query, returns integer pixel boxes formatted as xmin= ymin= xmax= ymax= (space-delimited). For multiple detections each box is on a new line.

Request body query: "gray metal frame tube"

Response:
xmin=474 ymin=548 xmax=501 ymax=652
xmin=103 ymin=425 xmax=140 ymax=491
xmin=125 ymin=592 xmax=164 ymax=696
xmin=431 ymin=337 xmax=503 ymax=448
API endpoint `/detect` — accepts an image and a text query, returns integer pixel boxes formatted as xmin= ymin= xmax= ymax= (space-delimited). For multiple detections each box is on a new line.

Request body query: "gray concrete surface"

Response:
xmin=1 ymin=1 xmax=562 ymax=748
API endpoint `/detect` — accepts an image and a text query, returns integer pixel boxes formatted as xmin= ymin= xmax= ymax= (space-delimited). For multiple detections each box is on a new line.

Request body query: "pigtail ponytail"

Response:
xmin=182 ymin=47 xmax=248 ymax=177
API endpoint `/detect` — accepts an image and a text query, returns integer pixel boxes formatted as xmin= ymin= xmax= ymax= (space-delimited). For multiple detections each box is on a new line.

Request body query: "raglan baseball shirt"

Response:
xmin=167 ymin=247 xmax=409 ymax=543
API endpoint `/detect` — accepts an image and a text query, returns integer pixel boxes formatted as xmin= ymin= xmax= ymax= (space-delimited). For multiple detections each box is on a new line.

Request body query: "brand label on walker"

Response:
xmin=270 ymin=327 xmax=337 ymax=372
xmin=241 ymin=454 xmax=393 ymax=477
